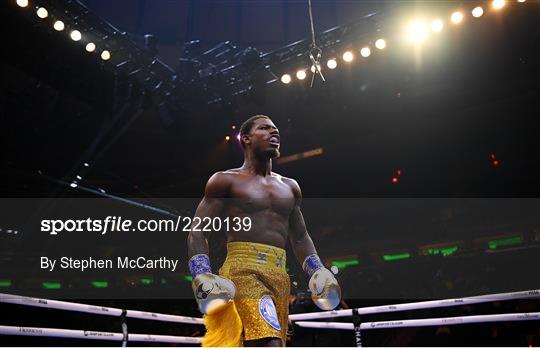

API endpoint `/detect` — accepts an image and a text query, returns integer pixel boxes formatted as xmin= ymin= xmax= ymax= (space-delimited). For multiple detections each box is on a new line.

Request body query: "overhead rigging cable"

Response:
xmin=307 ymin=0 xmax=325 ymax=87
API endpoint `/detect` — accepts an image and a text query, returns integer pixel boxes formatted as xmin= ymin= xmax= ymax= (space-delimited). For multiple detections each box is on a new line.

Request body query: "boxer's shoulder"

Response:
xmin=209 ymin=169 xmax=243 ymax=181
xmin=206 ymin=169 xmax=252 ymax=195
xmin=205 ymin=171 xmax=238 ymax=197
xmin=211 ymin=168 xmax=252 ymax=185
xmin=271 ymin=173 xmax=302 ymax=197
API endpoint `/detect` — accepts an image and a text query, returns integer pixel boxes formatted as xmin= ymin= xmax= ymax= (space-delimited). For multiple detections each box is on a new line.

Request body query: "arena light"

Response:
xmin=70 ymin=30 xmax=82 ymax=41
xmin=85 ymin=42 xmax=96 ymax=52
xmin=406 ymin=20 xmax=428 ymax=43
xmin=140 ymin=277 xmax=154 ymax=285
xmin=472 ymin=6 xmax=484 ymax=18
xmin=492 ymin=0 xmax=506 ymax=9
xmin=431 ymin=19 xmax=443 ymax=32
xmin=280 ymin=73 xmax=291 ymax=84
xmin=426 ymin=246 xmax=459 ymax=257
xmin=42 ymin=281 xmax=62 ymax=289
xmin=342 ymin=51 xmax=354 ymax=62
xmin=91 ymin=281 xmax=109 ymax=288
xmin=331 ymin=259 xmax=359 ymax=269
xmin=360 ymin=46 xmax=371 ymax=58
xmin=327 ymin=59 xmax=337 ymax=69
xmin=451 ymin=11 xmax=464 ymax=24
xmin=383 ymin=252 xmax=411 ymax=261
xmin=296 ymin=69 xmax=306 ymax=80
xmin=101 ymin=50 xmax=111 ymax=61
xmin=488 ymin=236 xmax=522 ymax=249
xmin=53 ymin=20 xmax=65 ymax=31
xmin=16 ymin=0 xmax=29 ymax=8
xmin=36 ymin=7 xmax=48 ymax=18
xmin=375 ymin=38 xmax=386 ymax=50
xmin=225 ymin=135 xmax=230 ymax=141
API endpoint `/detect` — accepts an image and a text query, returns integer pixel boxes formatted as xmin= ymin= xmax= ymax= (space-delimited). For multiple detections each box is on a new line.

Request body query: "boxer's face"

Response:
xmin=244 ymin=118 xmax=280 ymax=158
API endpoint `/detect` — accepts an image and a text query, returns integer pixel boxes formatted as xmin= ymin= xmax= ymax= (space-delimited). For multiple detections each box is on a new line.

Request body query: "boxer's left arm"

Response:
xmin=287 ymin=178 xmax=317 ymax=265
xmin=287 ymin=178 xmax=341 ymax=310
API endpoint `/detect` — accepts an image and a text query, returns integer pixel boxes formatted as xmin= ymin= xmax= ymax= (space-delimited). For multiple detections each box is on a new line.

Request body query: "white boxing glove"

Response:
xmin=192 ymin=273 xmax=236 ymax=315
xmin=189 ymin=254 xmax=236 ymax=315
xmin=303 ymin=254 xmax=342 ymax=310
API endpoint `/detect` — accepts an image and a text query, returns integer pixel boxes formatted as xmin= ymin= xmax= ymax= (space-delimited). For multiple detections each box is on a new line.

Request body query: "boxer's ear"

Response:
xmin=241 ymin=134 xmax=251 ymax=145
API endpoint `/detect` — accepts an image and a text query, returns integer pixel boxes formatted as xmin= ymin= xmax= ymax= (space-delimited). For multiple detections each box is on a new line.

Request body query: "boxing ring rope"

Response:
xmin=290 ymin=289 xmax=540 ymax=347
xmin=289 ymin=289 xmax=540 ymax=321
xmin=0 ymin=292 xmax=123 ymax=317
xmin=0 ymin=325 xmax=124 ymax=341
xmin=0 ymin=325 xmax=202 ymax=344
xmin=125 ymin=309 xmax=204 ymax=324
xmin=0 ymin=292 xmax=204 ymax=345
xmin=1 ymin=290 xmax=539 ymax=345
xmin=0 ymin=292 xmax=204 ymax=324
xmin=295 ymin=312 xmax=540 ymax=330
xmin=129 ymin=333 xmax=202 ymax=344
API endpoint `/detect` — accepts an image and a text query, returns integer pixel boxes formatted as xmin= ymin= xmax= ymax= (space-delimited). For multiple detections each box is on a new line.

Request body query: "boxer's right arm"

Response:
xmin=187 ymin=173 xmax=236 ymax=314
xmin=187 ymin=172 xmax=228 ymax=258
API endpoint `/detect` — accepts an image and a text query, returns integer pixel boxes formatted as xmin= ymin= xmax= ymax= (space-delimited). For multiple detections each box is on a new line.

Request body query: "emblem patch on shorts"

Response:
xmin=258 ymin=295 xmax=281 ymax=330
xmin=256 ymin=252 xmax=268 ymax=264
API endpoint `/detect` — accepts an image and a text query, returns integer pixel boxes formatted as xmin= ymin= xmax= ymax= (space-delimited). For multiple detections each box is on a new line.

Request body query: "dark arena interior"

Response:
xmin=1 ymin=0 xmax=540 ymax=346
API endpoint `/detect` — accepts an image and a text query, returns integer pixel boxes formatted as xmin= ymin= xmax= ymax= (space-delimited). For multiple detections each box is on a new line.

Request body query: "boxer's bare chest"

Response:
xmin=228 ymin=174 xmax=295 ymax=217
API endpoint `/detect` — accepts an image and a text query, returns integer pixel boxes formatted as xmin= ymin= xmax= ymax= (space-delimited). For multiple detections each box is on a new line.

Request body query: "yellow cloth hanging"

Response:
xmin=202 ymin=301 xmax=243 ymax=347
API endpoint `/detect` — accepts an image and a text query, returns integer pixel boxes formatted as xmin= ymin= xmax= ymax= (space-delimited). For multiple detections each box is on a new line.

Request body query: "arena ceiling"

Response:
xmin=2 ymin=1 xmax=540 ymax=198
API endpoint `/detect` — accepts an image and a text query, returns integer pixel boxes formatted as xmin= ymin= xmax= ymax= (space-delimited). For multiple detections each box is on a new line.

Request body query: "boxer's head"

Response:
xmin=240 ymin=115 xmax=280 ymax=158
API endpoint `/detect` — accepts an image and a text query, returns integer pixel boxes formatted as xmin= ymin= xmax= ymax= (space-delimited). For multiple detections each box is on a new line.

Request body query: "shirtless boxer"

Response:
xmin=187 ymin=115 xmax=340 ymax=346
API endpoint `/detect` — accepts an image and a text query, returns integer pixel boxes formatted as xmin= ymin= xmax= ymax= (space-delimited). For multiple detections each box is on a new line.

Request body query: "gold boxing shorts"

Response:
xmin=218 ymin=241 xmax=290 ymax=345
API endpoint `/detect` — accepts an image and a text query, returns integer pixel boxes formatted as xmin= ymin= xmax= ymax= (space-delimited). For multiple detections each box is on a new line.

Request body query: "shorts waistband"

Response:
xmin=225 ymin=241 xmax=287 ymax=271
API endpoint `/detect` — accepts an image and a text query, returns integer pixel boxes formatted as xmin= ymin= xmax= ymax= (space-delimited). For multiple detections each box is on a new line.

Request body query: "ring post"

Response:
xmin=121 ymin=309 xmax=128 ymax=347
xmin=352 ymin=308 xmax=363 ymax=347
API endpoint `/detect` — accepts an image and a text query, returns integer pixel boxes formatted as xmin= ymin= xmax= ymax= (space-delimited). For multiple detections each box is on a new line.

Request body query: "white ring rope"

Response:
xmin=0 ymin=292 xmax=123 ymax=317
xmin=296 ymin=321 xmax=353 ymax=330
xmin=289 ymin=289 xmax=540 ymax=321
xmin=0 ymin=325 xmax=123 ymax=341
xmin=129 ymin=333 xmax=202 ymax=344
xmin=295 ymin=312 xmax=540 ymax=331
xmin=0 ymin=292 xmax=204 ymax=324
xmin=2 ymin=289 xmax=538 ymax=344
xmin=0 ymin=325 xmax=202 ymax=344
xmin=126 ymin=309 xmax=204 ymax=324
